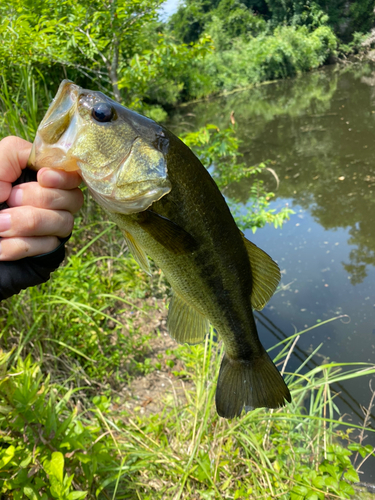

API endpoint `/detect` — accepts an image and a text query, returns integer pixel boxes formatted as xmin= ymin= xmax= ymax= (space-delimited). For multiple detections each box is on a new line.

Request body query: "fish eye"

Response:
xmin=92 ymin=103 xmax=114 ymax=123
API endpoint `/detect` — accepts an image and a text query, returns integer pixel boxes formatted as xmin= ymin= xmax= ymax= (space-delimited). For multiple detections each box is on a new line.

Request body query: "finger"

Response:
xmin=0 ymin=180 xmax=12 ymax=203
xmin=8 ymin=183 xmax=84 ymax=214
xmin=37 ymin=168 xmax=83 ymax=189
xmin=0 ymin=235 xmax=60 ymax=261
xmin=0 ymin=207 xmax=74 ymax=239
xmin=0 ymin=136 xmax=32 ymax=202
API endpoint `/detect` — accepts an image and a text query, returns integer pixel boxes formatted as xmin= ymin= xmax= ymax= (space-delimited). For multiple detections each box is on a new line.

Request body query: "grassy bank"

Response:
xmin=1 ymin=227 xmax=375 ymax=498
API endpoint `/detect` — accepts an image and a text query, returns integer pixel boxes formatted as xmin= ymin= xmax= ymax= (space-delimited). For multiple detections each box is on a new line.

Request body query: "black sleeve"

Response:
xmin=0 ymin=168 xmax=70 ymax=301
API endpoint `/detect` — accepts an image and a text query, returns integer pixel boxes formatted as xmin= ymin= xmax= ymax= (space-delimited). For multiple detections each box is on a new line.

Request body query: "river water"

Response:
xmin=167 ymin=63 xmax=375 ymax=481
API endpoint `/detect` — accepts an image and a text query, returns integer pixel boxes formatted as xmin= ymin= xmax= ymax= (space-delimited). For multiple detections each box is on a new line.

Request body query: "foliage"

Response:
xmin=170 ymin=0 xmax=375 ymax=45
xmin=169 ymin=0 xmax=267 ymax=45
xmin=0 ymin=318 xmax=374 ymax=498
xmin=1 ymin=0 xmax=373 ymax=115
xmin=0 ymin=0 xmax=212 ymax=111
xmin=167 ymin=0 xmax=373 ymax=97
xmin=117 ymin=34 xmax=213 ymax=118
xmin=198 ymin=24 xmax=338 ymax=93
xmin=0 ymin=68 xmax=51 ymax=142
xmin=182 ymin=123 xmax=293 ymax=231
xmin=0 ymin=350 xmax=111 ymax=499
xmin=261 ymin=0 xmax=375 ymax=40
xmin=349 ymin=0 xmax=375 ymax=39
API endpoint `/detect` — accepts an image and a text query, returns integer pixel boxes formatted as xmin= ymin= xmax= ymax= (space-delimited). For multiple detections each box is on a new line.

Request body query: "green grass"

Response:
xmin=0 ymin=67 xmax=51 ymax=141
xmin=1 ymin=215 xmax=161 ymax=391
xmin=0 ymin=312 xmax=374 ymax=499
xmin=1 ymin=220 xmax=375 ymax=499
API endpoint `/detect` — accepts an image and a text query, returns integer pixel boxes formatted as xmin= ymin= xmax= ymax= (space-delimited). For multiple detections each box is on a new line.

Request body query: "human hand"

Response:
xmin=0 ymin=136 xmax=84 ymax=261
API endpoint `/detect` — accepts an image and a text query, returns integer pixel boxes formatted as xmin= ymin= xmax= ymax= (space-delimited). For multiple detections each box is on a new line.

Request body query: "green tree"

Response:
xmin=0 ymin=0 xmax=212 ymax=110
xmin=1 ymin=0 xmax=163 ymax=98
xmin=168 ymin=0 xmax=220 ymax=44
xmin=170 ymin=0 xmax=375 ymax=45
xmin=349 ymin=0 xmax=375 ymax=37
xmin=169 ymin=0 xmax=266 ymax=44
xmin=248 ymin=0 xmax=375 ymax=39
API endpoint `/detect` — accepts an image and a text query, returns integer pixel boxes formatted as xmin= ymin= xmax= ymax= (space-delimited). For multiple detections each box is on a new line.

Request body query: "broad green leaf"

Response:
xmin=291 ymin=486 xmax=308 ymax=496
xmin=344 ymin=468 xmax=359 ymax=483
xmin=0 ymin=445 xmax=15 ymax=468
xmin=312 ymin=476 xmax=324 ymax=489
xmin=339 ymin=481 xmax=355 ymax=496
xmin=306 ymin=492 xmax=319 ymax=500
xmin=324 ymin=476 xmax=339 ymax=489
xmin=68 ymin=492 xmax=87 ymax=500
xmin=23 ymin=486 xmax=38 ymax=500
xmin=290 ymin=493 xmax=304 ymax=500
xmin=44 ymin=451 xmax=64 ymax=483
xmin=76 ymin=452 xmax=92 ymax=464
xmin=19 ymin=453 xmax=33 ymax=468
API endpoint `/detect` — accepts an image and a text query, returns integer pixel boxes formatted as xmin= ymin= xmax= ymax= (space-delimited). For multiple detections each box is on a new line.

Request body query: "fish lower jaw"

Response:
xmin=88 ymin=186 xmax=170 ymax=215
xmin=28 ymin=143 xmax=81 ymax=172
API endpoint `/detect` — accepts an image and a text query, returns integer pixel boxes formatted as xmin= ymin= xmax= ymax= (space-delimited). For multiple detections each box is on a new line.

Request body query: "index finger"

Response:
xmin=37 ymin=168 xmax=83 ymax=190
xmin=0 ymin=136 xmax=32 ymax=202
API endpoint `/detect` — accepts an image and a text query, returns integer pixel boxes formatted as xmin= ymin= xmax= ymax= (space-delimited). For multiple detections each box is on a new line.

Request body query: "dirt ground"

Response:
xmin=123 ymin=333 xmax=193 ymax=416
xmin=115 ymin=296 xmax=195 ymax=416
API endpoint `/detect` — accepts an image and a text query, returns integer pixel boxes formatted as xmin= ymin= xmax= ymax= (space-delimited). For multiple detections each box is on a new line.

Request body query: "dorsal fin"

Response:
xmin=242 ymin=235 xmax=281 ymax=310
xmin=167 ymin=291 xmax=210 ymax=345
xmin=121 ymin=230 xmax=151 ymax=276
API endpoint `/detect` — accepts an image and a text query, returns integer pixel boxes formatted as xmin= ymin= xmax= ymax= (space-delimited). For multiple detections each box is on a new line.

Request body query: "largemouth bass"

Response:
xmin=28 ymin=80 xmax=291 ymax=418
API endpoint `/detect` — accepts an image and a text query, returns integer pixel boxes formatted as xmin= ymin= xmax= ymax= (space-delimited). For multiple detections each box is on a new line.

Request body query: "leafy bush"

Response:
xmin=0 ymin=0 xmax=214 ymax=113
xmin=170 ymin=0 xmax=375 ymax=45
xmin=0 ymin=350 xmax=124 ymax=499
xmin=203 ymin=24 xmax=338 ymax=92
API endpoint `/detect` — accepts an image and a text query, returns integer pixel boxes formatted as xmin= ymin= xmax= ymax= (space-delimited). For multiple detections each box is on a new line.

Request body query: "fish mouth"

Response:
xmin=28 ymin=80 xmax=81 ymax=171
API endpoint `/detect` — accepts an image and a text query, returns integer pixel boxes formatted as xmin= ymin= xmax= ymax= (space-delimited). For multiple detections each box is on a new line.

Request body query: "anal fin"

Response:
xmin=167 ymin=292 xmax=209 ymax=345
xmin=242 ymin=235 xmax=281 ymax=310
xmin=121 ymin=230 xmax=151 ymax=276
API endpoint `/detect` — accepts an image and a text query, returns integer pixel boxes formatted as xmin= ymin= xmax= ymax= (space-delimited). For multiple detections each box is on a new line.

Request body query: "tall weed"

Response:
xmin=0 ymin=67 xmax=50 ymax=140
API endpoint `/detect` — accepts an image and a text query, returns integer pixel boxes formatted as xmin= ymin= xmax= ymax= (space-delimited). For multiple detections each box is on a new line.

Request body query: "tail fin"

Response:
xmin=215 ymin=351 xmax=291 ymax=418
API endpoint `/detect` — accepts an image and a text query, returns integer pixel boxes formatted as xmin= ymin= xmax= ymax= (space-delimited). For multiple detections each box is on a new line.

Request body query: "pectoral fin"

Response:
xmin=137 ymin=210 xmax=198 ymax=255
xmin=242 ymin=235 xmax=281 ymax=310
xmin=167 ymin=292 xmax=209 ymax=345
xmin=121 ymin=230 xmax=151 ymax=275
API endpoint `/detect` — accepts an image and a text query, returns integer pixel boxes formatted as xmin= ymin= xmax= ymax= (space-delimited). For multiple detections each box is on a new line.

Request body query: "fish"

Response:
xmin=28 ymin=80 xmax=291 ymax=418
